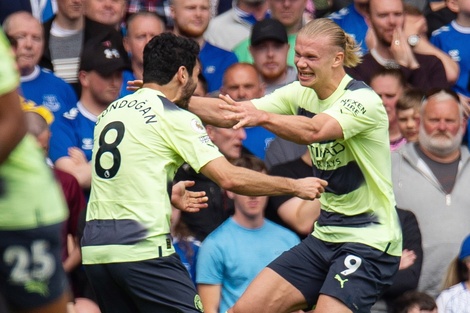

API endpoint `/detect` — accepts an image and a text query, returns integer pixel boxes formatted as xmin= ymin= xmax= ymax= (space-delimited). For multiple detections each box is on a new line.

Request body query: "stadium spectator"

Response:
xmin=370 ymin=68 xmax=407 ymax=151
xmin=219 ymin=62 xmax=275 ymax=160
xmin=196 ymin=155 xmax=300 ymax=313
xmin=84 ymin=0 xmax=127 ymax=30
xmin=234 ymin=0 xmax=307 ymax=66
xmin=266 ymin=149 xmax=319 ymax=238
xmin=0 ymin=0 xmax=56 ymax=24
xmin=425 ymin=0 xmax=458 ymax=37
xmin=436 ymin=233 xmax=470 ymax=313
xmin=120 ymin=11 xmax=165 ymax=97
xmin=40 ymin=0 xmax=128 ymax=95
xmin=48 ymin=40 xmax=127 ymax=190
xmin=328 ymin=0 xmax=371 ymax=54
xmin=346 ymin=0 xmax=449 ymax=92
xmin=403 ymin=4 xmax=459 ymax=84
xmin=249 ymin=18 xmax=298 ymax=95
xmin=391 ymin=89 xmax=470 ymax=298
xmin=431 ymin=0 xmax=470 ymax=113
xmin=171 ymin=0 xmax=238 ymax=92
xmin=396 ymin=87 xmax=425 ymax=143
xmin=204 ymin=0 xmax=270 ymax=51
xmin=3 ymin=11 xmax=77 ymax=120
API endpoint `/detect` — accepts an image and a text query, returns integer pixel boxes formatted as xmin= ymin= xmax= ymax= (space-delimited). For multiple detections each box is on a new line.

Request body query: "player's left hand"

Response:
xmin=127 ymin=79 xmax=143 ymax=91
xmin=171 ymin=180 xmax=208 ymax=212
xmin=219 ymin=94 xmax=266 ymax=129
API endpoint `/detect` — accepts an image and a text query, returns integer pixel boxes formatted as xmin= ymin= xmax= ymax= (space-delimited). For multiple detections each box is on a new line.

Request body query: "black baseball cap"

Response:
xmin=79 ymin=40 xmax=128 ymax=76
xmin=250 ymin=18 xmax=288 ymax=46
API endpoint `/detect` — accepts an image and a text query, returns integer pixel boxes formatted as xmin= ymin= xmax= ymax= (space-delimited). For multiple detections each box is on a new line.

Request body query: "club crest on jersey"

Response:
xmin=194 ymin=294 xmax=204 ymax=312
xmin=190 ymin=119 xmax=206 ymax=134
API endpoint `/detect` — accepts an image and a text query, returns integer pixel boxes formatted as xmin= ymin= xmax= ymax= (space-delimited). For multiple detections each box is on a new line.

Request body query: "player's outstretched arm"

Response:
xmin=201 ymin=157 xmax=327 ymax=200
xmin=127 ymin=80 xmax=238 ymax=128
xmin=219 ymin=94 xmax=344 ymax=144
xmin=188 ymin=95 xmax=240 ymax=128
xmin=171 ymin=180 xmax=209 ymax=212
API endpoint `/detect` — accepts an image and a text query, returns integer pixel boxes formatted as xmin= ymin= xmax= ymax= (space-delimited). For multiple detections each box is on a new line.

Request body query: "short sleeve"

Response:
xmin=252 ymin=82 xmax=314 ymax=115
xmin=324 ymin=89 xmax=386 ymax=140
xmin=0 ymin=30 xmax=20 ymax=96
xmin=195 ymin=236 xmax=225 ymax=284
xmin=158 ymin=102 xmax=223 ymax=172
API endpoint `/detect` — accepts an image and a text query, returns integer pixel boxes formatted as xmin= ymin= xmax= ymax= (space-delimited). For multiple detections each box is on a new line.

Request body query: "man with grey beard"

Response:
xmin=391 ymin=89 xmax=470 ymax=299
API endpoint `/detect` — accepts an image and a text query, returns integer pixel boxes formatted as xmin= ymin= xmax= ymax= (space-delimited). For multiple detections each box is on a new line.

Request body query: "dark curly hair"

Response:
xmin=143 ymin=32 xmax=200 ymax=85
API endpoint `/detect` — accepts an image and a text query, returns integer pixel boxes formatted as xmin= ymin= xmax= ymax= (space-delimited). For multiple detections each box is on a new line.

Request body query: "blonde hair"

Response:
xmin=441 ymin=254 xmax=470 ymax=290
xmin=298 ymin=18 xmax=361 ymax=68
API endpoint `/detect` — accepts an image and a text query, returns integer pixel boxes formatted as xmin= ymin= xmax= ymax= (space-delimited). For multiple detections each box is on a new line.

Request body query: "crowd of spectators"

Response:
xmin=1 ymin=0 xmax=470 ymax=312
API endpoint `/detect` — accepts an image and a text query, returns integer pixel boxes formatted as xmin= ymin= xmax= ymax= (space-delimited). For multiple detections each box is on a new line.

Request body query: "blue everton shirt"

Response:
xmin=200 ymin=41 xmax=238 ymax=93
xmin=329 ymin=3 xmax=369 ymax=55
xmin=49 ymin=101 xmax=96 ymax=163
xmin=20 ymin=65 xmax=77 ymax=120
xmin=431 ymin=21 xmax=470 ymax=98
xmin=119 ymin=69 xmax=136 ymax=98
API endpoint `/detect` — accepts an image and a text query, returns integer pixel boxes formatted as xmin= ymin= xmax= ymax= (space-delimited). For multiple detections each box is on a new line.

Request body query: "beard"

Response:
xmin=175 ymin=77 xmax=197 ymax=109
xmin=419 ymin=125 xmax=463 ymax=158
xmin=261 ymin=64 xmax=285 ymax=82
xmin=177 ymin=25 xmax=205 ymax=39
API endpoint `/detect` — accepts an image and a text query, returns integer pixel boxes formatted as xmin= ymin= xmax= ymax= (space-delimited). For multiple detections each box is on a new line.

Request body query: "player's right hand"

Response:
xmin=218 ymin=94 xmax=266 ymax=129
xmin=294 ymin=177 xmax=328 ymax=200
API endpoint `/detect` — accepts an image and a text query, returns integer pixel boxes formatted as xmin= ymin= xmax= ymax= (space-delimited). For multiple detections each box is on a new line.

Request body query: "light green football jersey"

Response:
xmin=82 ymin=88 xmax=223 ymax=264
xmin=0 ymin=29 xmax=68 ymax=230
xmin=252 ymin=76 xmax=402 ymax=256
xmin=233 ymin=33 xmax=298 ymax=68
xmin=0 ymin=135 xmax=69 ymax=230
xmin=0 ymin=29 xmax=19 ymax=96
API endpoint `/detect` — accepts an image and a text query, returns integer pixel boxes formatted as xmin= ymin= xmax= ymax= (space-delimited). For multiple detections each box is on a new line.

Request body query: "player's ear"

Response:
xmin=78 ymin=70 xmax=89 ymax=87
xmin=176 ymin=66 xmax=188 ymax=85
xmin=205 ymin=124 xmax=215 ymax=140
xmin=332 ymin=51 xmax=344 ymax=68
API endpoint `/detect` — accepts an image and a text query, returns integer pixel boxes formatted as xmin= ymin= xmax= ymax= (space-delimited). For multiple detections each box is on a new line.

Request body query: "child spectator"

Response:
xmin=396 ymin=88 xmax=425 ymax=143
xmin=436 ymin=234 xmax=470 ymax=313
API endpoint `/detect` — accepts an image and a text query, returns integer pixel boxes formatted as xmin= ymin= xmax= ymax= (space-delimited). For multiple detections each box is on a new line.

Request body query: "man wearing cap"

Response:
xmin=249 ymin=18 xmax=297 ymax=95
xmin=244 ymin=19 xmax=299 ymax=162
xmin=40 ymin=0 xmax=128 ymax=96
xmin=49 ymin=40 xmax=128 ymax=191
xmin=233 ymin=0 xmax=307 ymax=67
